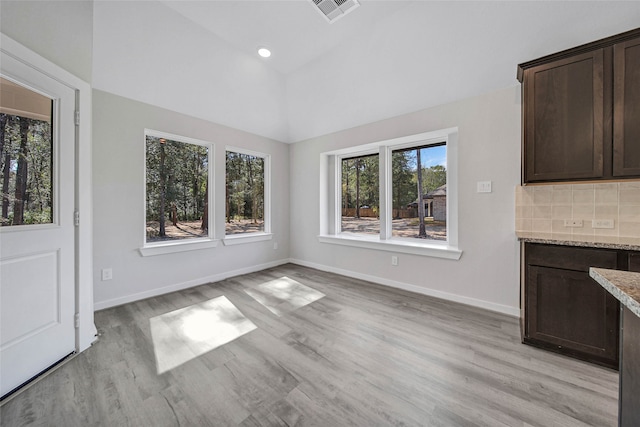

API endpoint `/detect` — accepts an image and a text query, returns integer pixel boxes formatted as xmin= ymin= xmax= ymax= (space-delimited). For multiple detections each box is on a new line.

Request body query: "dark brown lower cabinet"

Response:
xmin=629 ymin=252 xmax=640 ymax=273
xmin=523 ymin=243 xmax=620 ymax=369
xmin=620 ymin=306 xmax=640 ymax=426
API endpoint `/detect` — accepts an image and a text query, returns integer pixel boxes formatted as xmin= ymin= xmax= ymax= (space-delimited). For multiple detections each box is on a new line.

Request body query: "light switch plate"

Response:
xmin=564 ymin=219 xmax=583 ymax=227
xmin=477 ymin=181 xmax=492 ymax=193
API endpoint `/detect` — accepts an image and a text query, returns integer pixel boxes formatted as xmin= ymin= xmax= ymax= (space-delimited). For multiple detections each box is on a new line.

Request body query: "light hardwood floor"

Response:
xmin=1 ymin=264 xmax=618 ymax=426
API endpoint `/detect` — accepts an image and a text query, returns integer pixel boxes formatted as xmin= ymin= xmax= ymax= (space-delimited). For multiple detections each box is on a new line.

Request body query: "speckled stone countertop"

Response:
xmin=517 ymin=232 xmax=640 ymax=252
xmin=590 ymin=268 xmax=640 ymax=318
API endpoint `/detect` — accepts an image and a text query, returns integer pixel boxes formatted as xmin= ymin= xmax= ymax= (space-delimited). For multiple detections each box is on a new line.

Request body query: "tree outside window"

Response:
xmin=225 ymin=150 xmax=265 ymax=235
xmin=338 ymin=144 xmax=446 ymax=241
xmin=1 ymin=76 xmax=54 ymax=227
xmin=392 ymin=144 xmax=446 ymax=241
xmin=341 ymin=153 xmax=379 ymax=235
xmin=0 ymin=113 xmax=53 ymax=227
xmin=145 ymin=132 xmax=209 ymax=243
xmin=320 ymin=128 xmax=458 ymax=259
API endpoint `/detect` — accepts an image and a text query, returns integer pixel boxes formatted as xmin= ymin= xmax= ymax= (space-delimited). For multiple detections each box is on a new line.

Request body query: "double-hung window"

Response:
xmin=320 ymin=128 xmax=461 ymax=260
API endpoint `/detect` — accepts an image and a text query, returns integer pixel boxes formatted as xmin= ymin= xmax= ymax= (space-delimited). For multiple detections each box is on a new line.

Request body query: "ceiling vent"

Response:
xmin=311 ymin=0 xmax=360 ymax=23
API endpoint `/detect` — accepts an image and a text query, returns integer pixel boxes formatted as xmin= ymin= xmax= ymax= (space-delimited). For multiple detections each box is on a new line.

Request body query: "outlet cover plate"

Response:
xmin=564 ymin=219 xmax=583 ymax=227
xmin=592 ymin=219 xmax=614 ymax=229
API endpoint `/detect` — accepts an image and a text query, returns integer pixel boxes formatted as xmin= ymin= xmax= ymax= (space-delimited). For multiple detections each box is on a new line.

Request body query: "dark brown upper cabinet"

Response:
xmin=614 ymin=37 xmax=640 ymax=177
xmin=518 ymin=28 xmax=640 ymax=184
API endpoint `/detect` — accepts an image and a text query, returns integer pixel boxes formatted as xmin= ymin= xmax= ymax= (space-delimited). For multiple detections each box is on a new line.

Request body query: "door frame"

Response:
xmin=1 ymin=33 xmax=96 ymax=353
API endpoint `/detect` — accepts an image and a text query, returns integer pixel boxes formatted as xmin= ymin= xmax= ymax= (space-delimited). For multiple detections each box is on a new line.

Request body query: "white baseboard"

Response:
xmin=94 ymin=257 xmax=520 ymax=317
xmin=93 ymin=258 xmax=290 ymax=311
xmin=288 ymin=258 xmax=520 ymax=317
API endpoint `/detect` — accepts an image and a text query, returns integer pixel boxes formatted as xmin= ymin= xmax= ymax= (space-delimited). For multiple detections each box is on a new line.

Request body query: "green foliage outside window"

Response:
xmin=145 ymin=135 xmax=208 ymax=242
xmin=0 ymin=113 xmax=52 ymax=226
xmin=338 ymin=144 xmax=446 ymax=239
xmin=225 ymin=151 xmax=265 ymax=235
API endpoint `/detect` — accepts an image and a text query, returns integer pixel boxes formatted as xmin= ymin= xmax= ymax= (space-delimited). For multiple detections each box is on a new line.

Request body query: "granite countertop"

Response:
xmin=517 ymin=231 xmax=640 ymax=252
xmin=590 ymin=268 xmax=640 ymax=318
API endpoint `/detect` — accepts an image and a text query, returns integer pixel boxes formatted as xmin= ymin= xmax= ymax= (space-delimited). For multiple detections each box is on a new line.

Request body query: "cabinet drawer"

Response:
xmin=525 ymin=243 xmax=618 ymax=271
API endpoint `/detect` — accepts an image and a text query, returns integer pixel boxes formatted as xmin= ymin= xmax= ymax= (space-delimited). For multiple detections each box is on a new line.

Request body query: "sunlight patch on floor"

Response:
xmin=244 ymin=277 xmax=325 ymax=316
xmin=149 ymin=296 xmax=256 ymax=374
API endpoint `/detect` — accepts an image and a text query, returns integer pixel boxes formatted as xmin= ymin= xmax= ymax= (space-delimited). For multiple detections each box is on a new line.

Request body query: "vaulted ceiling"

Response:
xmin=93 ymin=1 xmax=640 ymax=143
xmin=162 ymin=0 xmax=413 ymax=75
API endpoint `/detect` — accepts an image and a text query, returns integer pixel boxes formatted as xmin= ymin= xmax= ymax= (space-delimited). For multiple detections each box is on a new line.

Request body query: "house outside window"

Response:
xmin=320 ymin=128 xmax=460 ymax=260
xmin=392 ymin=143 xmax=447 ymax=241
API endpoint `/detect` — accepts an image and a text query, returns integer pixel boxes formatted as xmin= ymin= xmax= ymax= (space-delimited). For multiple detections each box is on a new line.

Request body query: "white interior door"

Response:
xmin=0 ymin=51 xmax=76 ymax=397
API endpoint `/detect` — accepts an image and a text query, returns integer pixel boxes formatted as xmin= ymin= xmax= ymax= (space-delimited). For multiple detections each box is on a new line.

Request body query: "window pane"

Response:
xmin=341 ymin=154 xmax=379 ymax=235
xmin=391 ymin=144 xmax=446 ymax=240
xmin=0 ymin=78 xmax=53 ymax=226
xmin=145 ymin=135 xmax=209 ymax=242
xmin=225 ymin=151 xmax=265 ymax=235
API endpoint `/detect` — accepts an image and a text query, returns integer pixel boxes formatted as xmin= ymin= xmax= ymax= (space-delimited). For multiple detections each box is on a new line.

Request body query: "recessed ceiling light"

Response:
xmin=258 ymin=47 xmax=271 ymax=58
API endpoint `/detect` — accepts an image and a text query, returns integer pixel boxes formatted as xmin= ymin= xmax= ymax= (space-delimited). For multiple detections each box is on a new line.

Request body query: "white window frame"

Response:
xmin=139 ymin=129 xmax=217 ymax=257
xmin=222 ymin=146 xmax=272 ymax=246
xmin=319 ymin=128 xmax=461 ymax=260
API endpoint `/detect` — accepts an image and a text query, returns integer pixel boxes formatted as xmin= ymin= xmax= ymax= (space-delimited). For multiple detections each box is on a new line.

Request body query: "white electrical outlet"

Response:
xmin=391 ymin=256 xmax=398 ymax=266
xmin=101 ymin=268 xmax=113 ymax=281
xmin=273 ymin=242 xmax=278 ymax=250
xmin=477 ymin=181 xmax=492 ymax=193
xmin=592 ymin=219 xmax=614 ymax=229
xmin=563 ymin=219 xmax=583 ymax=227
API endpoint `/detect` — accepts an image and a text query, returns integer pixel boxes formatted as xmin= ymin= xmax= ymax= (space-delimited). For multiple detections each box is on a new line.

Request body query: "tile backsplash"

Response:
xmin=515 ymin=182 xmax=640 ymax=240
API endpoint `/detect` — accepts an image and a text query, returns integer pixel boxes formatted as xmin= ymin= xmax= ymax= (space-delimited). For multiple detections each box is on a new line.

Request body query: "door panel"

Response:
xmin=1 ymin=251 xmax=60 ymax=345
xmin=0 ymin=51 xmax=76 ymax=397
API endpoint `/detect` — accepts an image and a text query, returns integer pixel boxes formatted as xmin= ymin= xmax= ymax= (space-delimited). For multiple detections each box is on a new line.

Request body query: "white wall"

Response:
xmin=285 ymin=1 xmax=640 ymax=143
xmin=289 ymin=86 xmax=521 ymax=315
xmin=92 ymin=0 xmax=289 ymax=143
xmin=0 ymin=0 xmax=93 ymax=82
xmin=92 ymin=90 xmax=290 ymax=309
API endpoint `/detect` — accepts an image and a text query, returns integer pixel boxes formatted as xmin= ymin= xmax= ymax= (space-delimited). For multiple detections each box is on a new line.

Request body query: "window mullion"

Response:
xmin=263 ymin=154 xmax=271 ymax=234
xmin=329 ymin=155 xmax=339 ymax=234
xmin=379 ymin=146 xmax=392 ymax=240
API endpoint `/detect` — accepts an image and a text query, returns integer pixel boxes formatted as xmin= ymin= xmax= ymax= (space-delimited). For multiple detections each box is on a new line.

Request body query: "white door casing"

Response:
xmin=0 ymin=49 xmax=76 ymax=397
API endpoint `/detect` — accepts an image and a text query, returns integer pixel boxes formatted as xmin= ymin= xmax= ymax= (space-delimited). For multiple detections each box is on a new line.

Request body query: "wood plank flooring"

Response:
xmin=1 ymin=264 xmax=618 ymax=426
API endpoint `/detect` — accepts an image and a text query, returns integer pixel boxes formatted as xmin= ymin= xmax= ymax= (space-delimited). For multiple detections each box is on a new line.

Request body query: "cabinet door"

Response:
xmin=526 ymin=265 xmax=619 ymax=367
xmin=524 ymin=50 xmax=605 ymax=182
xmin=629 ymin=252 xmax=640 ymax=273
xmin=613 ymin=37 xmax=640 ymax=177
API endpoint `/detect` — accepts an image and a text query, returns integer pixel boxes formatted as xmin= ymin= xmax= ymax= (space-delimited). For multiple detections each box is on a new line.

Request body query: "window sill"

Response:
xmin=223 ymin=232 xmax=273 ymax=246
xmin=317 ymin=234 xmax=462 ymax=260
xmin=139 ymin=238 xmax=219 ymax=257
